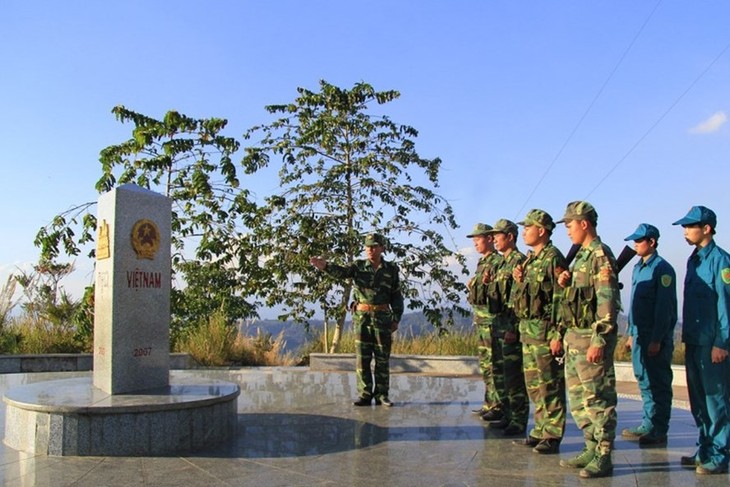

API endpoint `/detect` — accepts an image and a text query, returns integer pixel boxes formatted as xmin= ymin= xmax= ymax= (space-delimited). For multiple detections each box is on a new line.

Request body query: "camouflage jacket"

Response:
xmin=467 ymin=251 xmax=502 ymax=307
xmin=511 ymin=242 xmax=567 ymax=343
xmin=324 ymin=258 xmax=404 ymax=323
xmin=559 ymin=237 xmax=621 ymax=348
xmin=489 ymin=248 xmax=526 ymax=334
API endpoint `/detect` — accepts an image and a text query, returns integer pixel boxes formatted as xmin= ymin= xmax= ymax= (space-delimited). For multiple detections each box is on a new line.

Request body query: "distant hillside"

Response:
xmin=238 ymin=312 xmax=681 ymax=354
xmin=238 ymin=311 xmax=473 ymax=354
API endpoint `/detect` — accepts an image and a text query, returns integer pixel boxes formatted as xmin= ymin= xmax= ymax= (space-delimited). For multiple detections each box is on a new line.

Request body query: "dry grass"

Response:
xmin=302 ymin=328 xmax=479 ymax=356
xmin=303 ymin=329 xmax=685 ymax=366
xmin=174 ymin=311 xmax=299 ymax=366
xmin=0 ymin=275 xmax=17 ymax=329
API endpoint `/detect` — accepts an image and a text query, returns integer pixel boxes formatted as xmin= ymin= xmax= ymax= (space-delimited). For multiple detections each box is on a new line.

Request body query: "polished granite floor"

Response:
xmin=0 ymin=368 xmax=723 ymax=487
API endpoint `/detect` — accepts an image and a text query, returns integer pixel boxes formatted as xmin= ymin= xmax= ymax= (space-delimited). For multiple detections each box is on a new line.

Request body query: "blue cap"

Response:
xmin=624 ymin=223 xmax=660 ymax=241
xmin=672 ymin=206 xmax=717 ymax=229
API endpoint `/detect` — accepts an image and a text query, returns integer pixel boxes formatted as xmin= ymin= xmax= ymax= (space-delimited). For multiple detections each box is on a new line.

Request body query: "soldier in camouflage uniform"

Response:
xmin=465 ymin=223 xmax=503 ymax=420
xmin=310 ymin=233 xmax=404 ymax=407
xmin=511 ymin=209 xmax=567 ymax=454
xmin=483 ymin=219 xmax=529 ymax=436
xmin=555 ymin=201 xmax=620 ymax=479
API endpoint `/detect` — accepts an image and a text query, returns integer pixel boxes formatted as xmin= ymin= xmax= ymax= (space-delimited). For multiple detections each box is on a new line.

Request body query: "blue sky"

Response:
xmin=2 ymin=1 xmax=729 ymax=317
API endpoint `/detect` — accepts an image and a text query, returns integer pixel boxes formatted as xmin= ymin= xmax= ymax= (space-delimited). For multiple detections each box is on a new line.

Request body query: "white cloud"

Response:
xmin=689 ymin=111 xmax=727 ymax=134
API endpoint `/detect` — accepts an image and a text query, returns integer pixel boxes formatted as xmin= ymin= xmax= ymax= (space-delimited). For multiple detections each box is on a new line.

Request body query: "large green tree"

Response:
xmin=35 ymin=106 xmax=269 ymax=340
xmin=242 ymin=80 xmax=468 ymax=352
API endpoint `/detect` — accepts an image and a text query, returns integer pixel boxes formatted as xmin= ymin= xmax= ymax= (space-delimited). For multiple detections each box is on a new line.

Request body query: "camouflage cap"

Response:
xmin=486 ymin=219 xmax=519 ymax=236
xmin=364 ymin=232 xmax=386 ymax=247
xmin=672 ymin=205 xmax=717 ymax=229
xmin=624 ymin=223 xmax=660 ymax=241
xmin=556 ymin=201 xmax=598 ymax=224
xmin=517 ymin=209 xmax=555 ymax=231
xmin=466 ymin=223 xmax=493 ymax=237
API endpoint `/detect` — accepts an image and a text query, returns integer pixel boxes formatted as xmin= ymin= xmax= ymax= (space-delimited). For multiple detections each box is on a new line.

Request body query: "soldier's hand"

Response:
xmin=625 ymin=336 xmax=633 ymax=351
xmin=481 ymin=271 xmax=492 ymax=284
xmin=513 ymin=265 xmax=524 ymax=282
xmin=504 ymin=331 xmax=517 ymax=344
xmin=647 ymin=341 xmax=660 ymax=357
xmin=557 ymin=270 xmax=571 ymax=288
xmin=586 ymin=346 xmax=604 ymax=364
xmin=549 ymin=339 xmax=563 ymax=356
xmin=391 ymin=322 xmax=399 ymax=332
xmin=310 ymin=257 xmax=327 ymax=270
xmin=711 ymin=346 xmax=728 ymax=364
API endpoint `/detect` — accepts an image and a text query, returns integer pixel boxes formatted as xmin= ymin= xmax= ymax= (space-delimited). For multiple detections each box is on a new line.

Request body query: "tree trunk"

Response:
xmin=323 ymin=318 xmax=329 ymax=353
xmin=328 ymin=284 xmax=352 ymax=353
xmin=329 ymin=321 xmax=342 ymax=354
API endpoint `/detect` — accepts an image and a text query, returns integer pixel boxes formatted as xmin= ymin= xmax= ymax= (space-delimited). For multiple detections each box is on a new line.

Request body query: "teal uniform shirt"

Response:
xmin=682 ymin=240 xmax=730 ymax=349
xmin=628 ymin=252 xmax=677 ymax=343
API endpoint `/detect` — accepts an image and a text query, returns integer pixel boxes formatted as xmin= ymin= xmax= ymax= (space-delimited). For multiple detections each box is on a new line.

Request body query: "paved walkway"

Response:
xmin=0 ymin=368 xmax=722 ymax=487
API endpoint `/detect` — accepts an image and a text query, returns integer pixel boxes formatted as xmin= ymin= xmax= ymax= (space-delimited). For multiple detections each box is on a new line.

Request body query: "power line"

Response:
xmin=514 ymin=0 xmax=663 ymax=219
xmin=585 ymin=39 xmax=730 ymax=199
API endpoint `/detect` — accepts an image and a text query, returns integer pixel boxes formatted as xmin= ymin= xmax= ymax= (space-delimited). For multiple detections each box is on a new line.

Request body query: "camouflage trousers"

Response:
xmin=564 ymin=329 xmax=618 ymax=454
xmin=476 ymin=323 xmax=499 ymax=410
xmin=479 ymin=325 xmax=528 ymax=427
xmin=355 ymin=322 xmax=392 ymax=399
xmin=522 ymin=341 xmax=566 ymax=440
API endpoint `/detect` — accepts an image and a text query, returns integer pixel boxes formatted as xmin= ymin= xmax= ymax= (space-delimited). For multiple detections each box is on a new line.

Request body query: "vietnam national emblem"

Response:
xmin=131 ymin=219 xmax=160 ymax=260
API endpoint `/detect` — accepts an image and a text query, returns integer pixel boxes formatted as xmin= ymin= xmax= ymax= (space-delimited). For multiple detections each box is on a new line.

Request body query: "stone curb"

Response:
xmin=0 ymin=353 xmax=194 ymax=374
xmin=0 ymin=353 xmax=689 ymax=389
xmin=309 ymin=353 xmax=687 ymax=387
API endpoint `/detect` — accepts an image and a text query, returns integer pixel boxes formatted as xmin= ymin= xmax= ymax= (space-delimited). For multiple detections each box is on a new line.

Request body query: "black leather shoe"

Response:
xmin=638 ymin=433 xmax=667 ymax=447
xmin=480 ymin=409 xmax=504 ymax=422
xmin=680 ymin=455 xmax=699 ymax=468
xmin=374 ymin=397 xmax=393 ymax=407
xmin=502 ymin=424 xmax=526 ymax=437
xmin=513 ymin=436 xmax=540 ymax=447
xmin=490 ymin=418 xmax=509 ymax=429
xmin=533 ymin=438 xmax=561 ymax=454
xmin=353 ymin=397 xmax=372 ymax=407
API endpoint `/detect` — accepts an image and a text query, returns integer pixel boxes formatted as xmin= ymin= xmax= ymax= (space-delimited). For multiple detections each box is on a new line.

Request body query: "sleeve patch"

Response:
xmin=722 ymin=268 xmax=730 ymax=285
xmin=598 ymin=265 xmax=612 ymax=282
xmin=660 ymin=274 xmax=672 ymax=287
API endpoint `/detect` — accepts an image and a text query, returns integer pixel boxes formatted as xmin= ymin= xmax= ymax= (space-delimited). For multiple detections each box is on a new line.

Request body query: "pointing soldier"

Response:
xmin=310 ymin=232 xmax=404 ymax=407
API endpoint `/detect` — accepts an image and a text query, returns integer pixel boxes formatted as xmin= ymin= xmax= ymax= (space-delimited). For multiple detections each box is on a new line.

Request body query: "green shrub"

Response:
xmin=7 ymin=316 xmax=79 ymax=354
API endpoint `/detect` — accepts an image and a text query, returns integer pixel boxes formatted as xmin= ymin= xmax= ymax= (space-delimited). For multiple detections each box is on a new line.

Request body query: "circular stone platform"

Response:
xmin=3 ymin=372 xmax=240 ymax=456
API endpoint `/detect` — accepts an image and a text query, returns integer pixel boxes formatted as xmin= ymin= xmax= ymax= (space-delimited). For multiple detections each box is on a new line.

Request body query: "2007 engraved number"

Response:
xmin=133 ymin=347 xmax=152 ymax=357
